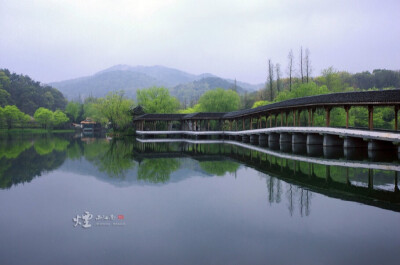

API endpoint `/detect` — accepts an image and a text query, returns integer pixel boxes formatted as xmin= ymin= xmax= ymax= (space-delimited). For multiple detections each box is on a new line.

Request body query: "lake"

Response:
xmin=0 ymin=133 xmax=400 ymax=265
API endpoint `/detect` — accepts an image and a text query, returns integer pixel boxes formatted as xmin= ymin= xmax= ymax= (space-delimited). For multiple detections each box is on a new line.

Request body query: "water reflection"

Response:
xmin=0 ymin=134 xmax=399 ymax=214
xmin=138 ymin=158 xmax=181 ymax=183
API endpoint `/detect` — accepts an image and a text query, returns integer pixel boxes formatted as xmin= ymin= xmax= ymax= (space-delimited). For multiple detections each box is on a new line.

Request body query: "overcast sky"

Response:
xmin=0 ymin=0 xmax=399 ymax=84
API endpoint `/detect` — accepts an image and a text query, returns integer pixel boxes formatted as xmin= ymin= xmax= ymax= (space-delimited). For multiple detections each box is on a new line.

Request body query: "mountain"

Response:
xmin=171 ymin=77 xmax=246 ymax=103
xmin=50 ymin=70 xmax=164 ymax=100
xmin=97 ymin=65 xmax=198 ymax=87
xmin=50 ymin=65 xmax=260 ymax=100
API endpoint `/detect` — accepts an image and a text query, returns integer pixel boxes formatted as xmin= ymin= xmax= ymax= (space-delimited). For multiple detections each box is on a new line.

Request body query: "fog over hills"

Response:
xmin=50 ymin=65 xmax=262 ymax=101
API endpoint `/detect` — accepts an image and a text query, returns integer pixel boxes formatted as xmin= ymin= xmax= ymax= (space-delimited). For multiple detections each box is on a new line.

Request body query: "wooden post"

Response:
xmin=325 ymin=107 xmax=331 ymax=127
xmin=280 ymin=112 xmax=283 ymax=126
xmin=242 ymin=118 xmax=245 ymax=130
xmin=259 ymin=115 xmax=262 ymax=128
xmin=293 ymin=110 xmax=296 ymax=126
xmin=345 ymin=106 xmax=350 ymax=129
xmin=312 ymin=109 xmax=315 ymax=126
xmin=308 ymin=108 xmax=311 ymax=126
xmin=270 ymin=115 xmax=272 ymax=127
xmin=395 ymin=106 xmax=398 ymax=131
xmin=297 ymin=110 xmax=301 ymax=126
xmin=285 ymin=112 xmax=289 ymax=126
xmin=368 ymin=105 xmax=373 ymax=130
xmin=250 ymin=117 xmax=253 ymax=130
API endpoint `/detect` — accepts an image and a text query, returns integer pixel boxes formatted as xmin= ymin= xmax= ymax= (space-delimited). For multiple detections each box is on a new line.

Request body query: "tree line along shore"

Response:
xmin=1 ymin=62 xmax=400 ymax=133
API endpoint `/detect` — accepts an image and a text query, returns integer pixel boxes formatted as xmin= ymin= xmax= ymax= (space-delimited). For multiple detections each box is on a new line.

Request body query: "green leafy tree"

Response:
xmin=137 ymin=86 xmax=180 ymax=113
xmin=252 ymin=100 xmax=272 ymax=108
xmin=34 ymin=107 xmax=54 ymax=129
xmin=53 ymin=110 xmax=69 ymax=127
xmin=0 ymin=69 xmax=67 ymax=115
xmin=197 ymin=88 xmax=240 ymax=112
xmin=97 ymin=91 xmax=134 ymax=131
xmin=275 ymin=82 xmax=330 ymax=102
xmin=82 ymin=97 xmax=107 ymax=124
xmin=3 ymin=105 xmax=25 ymax=129
xmin=65 ymin=101 xmax=83 ymax=123
xmin=0 ymin=89 xmax=11 ymax=107
xmin=0 ymin=107 xmax=4 ymax=128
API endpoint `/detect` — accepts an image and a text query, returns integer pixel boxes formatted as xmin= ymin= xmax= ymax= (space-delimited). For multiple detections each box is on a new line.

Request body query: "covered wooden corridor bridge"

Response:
xmin=133 ymin=90 xmax=400 ymax=150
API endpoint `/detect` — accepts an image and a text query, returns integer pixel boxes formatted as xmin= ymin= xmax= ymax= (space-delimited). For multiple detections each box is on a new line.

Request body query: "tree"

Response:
xmin=0 ymin=107 xmax=4 ymax=128
xmin=137 ymin=87 xmax=180 ymax=114
xmin=0 ymin=69 xmax=67 ymax=115
xmin=268 ymin=59 xmax=274 ymax=100
xmin=53 ymin=110 xmax=69 ymax=127
xmin=287 ymin=50 xmax=294 ymax=91
xmin=305 ymin=48 xmax=312 ymax=83
xmin=299 ymin=46 xmax=304 ymax=83
xmin=276 ymin=63 xmax=282 ymax=93
xmin=0 ymin=89 xmax=10 ymax=107
xmin=65 ymin=101 xmax=82 ymax=123
xmin=197 ymin=88 xmax=240 ymax=112
xmin=252 ymin=100 xmax=272 ymax=108
xmin=97 ymin=91 xmax=134 ymax=131
xmin=34 ymin=107 xmax=54 ymax=129
xmin=3 ymin=105 xmax=25 ymax=129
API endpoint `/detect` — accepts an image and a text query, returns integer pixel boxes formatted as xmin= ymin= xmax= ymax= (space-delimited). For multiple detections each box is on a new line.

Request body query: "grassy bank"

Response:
xmin=0 ymin=128 xmax=76 ymax=134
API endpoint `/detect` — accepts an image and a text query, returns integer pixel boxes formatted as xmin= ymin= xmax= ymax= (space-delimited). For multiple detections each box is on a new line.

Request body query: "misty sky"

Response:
xmin=1 ymin=0 xmax=399 ymax=84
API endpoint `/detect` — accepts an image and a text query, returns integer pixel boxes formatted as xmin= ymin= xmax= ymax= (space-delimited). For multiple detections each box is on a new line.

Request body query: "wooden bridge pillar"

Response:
xmin=312 ymin=108 xmax=315 ymax=126
xmin=285 ymin=112 xmax=289 ymax=126
xmin=293 ymin=110 xmax=296 ymax=126
xmin=325 ymin=107 xmax=331 ymax=127
xmin=368 ymin=105 xmax=374 ymax=130
xmin=297 ymin=110 xmax=301 ymax=126
xmin=344 ymin=106 xmax=350 ymax=128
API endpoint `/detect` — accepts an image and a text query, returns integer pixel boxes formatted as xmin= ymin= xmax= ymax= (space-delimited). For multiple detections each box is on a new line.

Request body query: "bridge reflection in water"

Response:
xmin=134 ymin=138 xmax=400 ymax=213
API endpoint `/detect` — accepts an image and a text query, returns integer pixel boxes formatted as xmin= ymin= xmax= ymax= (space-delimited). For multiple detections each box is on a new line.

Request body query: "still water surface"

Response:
xmin=0 ymin=133 xmax=399 ymax=265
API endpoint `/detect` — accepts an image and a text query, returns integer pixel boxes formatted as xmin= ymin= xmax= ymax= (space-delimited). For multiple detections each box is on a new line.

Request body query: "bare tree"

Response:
xmin=299 ymin=46 xmax=304 ymax=83
xmin=276 ymin=63 xmax=282 ymax=93
xmin=268 ymin=59 xmax=274 ymax=100
xmin=305 ymin=48 xmax=312 ymax=83
xmin=287 ymin=50 xmax=294 ymax=91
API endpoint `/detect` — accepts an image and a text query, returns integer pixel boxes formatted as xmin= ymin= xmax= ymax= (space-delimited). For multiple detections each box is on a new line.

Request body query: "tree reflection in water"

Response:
xmin=0 ymin=134 xmax=69 ymax=189
xmin=199 ymin=160 xmax=240 ymax=176
xmin=83 ymin=139 xmax=136 ymax=179
xmin=138 ymin=158 xmax=181 ymax=183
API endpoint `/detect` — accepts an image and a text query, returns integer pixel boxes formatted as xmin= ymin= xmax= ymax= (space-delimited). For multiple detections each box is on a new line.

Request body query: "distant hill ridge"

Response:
xmin=50 ymin=65 xmax=262 ymax=101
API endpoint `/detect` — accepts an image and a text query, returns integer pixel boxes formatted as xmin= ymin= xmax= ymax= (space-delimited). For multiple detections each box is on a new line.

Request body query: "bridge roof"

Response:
xmin=223 ymin=89 xmax=400 ymax=118
xmin=133 ymin=89 xmax=400 ymax=121
xmin=134 ymin=113 xmax=186 ymax=121
xmin=183 ymin=112 xmax=226 ymax=120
